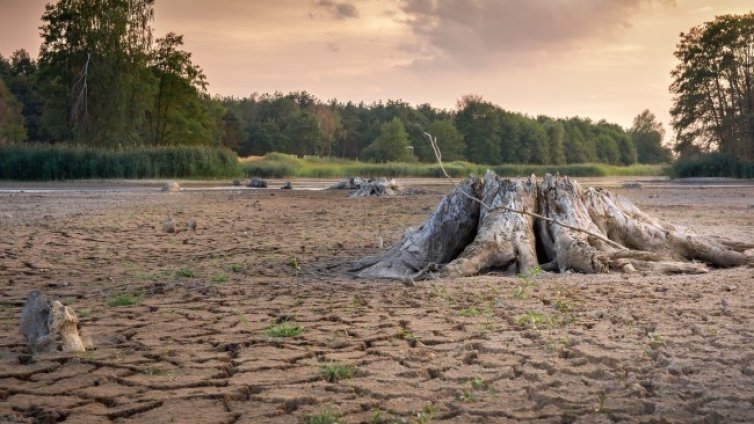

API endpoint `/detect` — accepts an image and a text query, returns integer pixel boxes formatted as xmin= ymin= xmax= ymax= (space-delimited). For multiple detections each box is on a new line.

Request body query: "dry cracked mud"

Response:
xmin=0 ymin=179 xmax=753 ymax=423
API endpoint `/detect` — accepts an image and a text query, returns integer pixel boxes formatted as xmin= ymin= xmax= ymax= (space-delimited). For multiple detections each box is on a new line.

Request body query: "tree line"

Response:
xmin=7 ymin=1 xmax=753 ymax=167
xmin=218 ymin=92 xmax=672 ymax=165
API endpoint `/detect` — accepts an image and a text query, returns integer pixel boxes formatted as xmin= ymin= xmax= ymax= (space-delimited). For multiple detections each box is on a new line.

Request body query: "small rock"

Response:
xmin=666 ymin=362 xmax=683 ymax=376
xmin=162 ymin=219 xmax=176 ymax=233
xmin=161 ymin=182 xmax=181 ymax=192
xmin=187 ymin=219 xmax=197 ymax=231
xmin=281 ymin=181 xmax=292 ymax=189
xmin=232 ymin=179 xmax=241 ymax=186
xmin=623 ymin=182 xmax=642 ymax=189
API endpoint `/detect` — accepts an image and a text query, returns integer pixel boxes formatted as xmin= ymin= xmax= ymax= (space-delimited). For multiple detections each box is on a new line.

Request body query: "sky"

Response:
xmin=0 ymin=0 xmax=752 ymax=134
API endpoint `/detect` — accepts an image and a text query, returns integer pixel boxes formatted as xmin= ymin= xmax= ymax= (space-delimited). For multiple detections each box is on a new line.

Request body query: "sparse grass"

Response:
xmin=77 ymin=308 xmax=92 ymax=318
xmin=351 ymin=294 xmax=368 ymax=308
xmin=512 ymin=286 xmax=527 ymax=299
xmin=456 ymin=390 xmax=475 ymax=402
xmin=242 ymin=152 xmax=666 ymax=179
xmin=229 ymin=263 xmax=243 ymax=272
xmin=306 ymin=409 xmax=341 ymax=424
xmin=457 ymin=307 xmax=482 ymax=317
xmin=516 ymin=310 xmax=549 ymax=328
xmin=646 ymin=334 xmax=665 ymax=349
xmin=414 ymin=404 xmax=435 ymax=424
xmin=397 ymin=328 xmax=416 ymax=342
xmin=553 ymin=295 xmax=574 ymax=313
xmin=264 ymin=323 xmax=304 ymax=338
xmin=369 ymin=409 xmax=388 ymax=424
xmin=319 ymin=362 xmax=354 ymax=382
xmin=211 ymin=272 xmax=229 ymax=283
xmin=176 ymin=266 xmax=195 ymax=278
xmin=107 ymin=293 xmax=141 ymax=308
xmin=470 ymin=377 xmax=487 ymax=390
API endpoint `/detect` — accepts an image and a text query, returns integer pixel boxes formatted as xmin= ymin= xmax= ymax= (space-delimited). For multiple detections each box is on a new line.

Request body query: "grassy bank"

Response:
xmin=0 ymin=144 xmax=241 ymax=180
xmin=242 ymin=153 xmax=667 ymax=179
xmin=670 ymin=153 xmax=754 ymax=179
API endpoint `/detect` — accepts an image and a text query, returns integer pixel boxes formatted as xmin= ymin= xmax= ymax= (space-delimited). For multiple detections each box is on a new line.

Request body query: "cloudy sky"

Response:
xmin=0 ymin=0 xmax=752 ymax=133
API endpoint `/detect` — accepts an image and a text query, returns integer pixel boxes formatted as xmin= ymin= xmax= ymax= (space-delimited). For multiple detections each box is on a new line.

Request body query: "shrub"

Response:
xmin=670 ymin=153 xmax=754 ymax=179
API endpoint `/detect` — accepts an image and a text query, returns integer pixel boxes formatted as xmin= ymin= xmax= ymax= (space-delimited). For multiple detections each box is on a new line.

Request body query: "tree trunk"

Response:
xmin=352 ymin=173 xmax=753 ymax=280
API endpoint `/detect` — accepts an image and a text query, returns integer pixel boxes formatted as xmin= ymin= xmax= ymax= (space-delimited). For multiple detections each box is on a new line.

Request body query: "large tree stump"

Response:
xmin=352 ymin=172 xmax=753 ymax=280
xmin=20 ymin=291 xmax=87 ymax=353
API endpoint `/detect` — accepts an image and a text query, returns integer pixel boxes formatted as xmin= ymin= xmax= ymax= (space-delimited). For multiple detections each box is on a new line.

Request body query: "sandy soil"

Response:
xmin=0 ymin=179 xmax=753 ymax=423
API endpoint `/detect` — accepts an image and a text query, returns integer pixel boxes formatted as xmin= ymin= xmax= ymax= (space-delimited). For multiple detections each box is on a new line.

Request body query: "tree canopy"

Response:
xmin=0 ymin=0 xmax=684 ymax=167
xmin=670 ymin=12 xmax=754 ymax=160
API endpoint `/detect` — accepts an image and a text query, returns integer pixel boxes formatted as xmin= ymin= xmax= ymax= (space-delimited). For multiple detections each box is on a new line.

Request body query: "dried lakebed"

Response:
xmin=0 ymin=179 xmax=753 ymax=423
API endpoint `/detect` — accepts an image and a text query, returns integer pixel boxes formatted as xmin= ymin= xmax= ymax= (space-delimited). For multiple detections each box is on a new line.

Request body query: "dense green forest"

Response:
xmin=0 ymin=1 xmax=751 ymax=179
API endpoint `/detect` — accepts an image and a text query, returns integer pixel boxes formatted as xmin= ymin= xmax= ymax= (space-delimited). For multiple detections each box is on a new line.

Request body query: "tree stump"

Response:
xmin=349 ymin=178 xmax=402 ymax=197
xmin=20 ymin=291 xmax=87 ymax=353
xmin=248 ymin=177 xmax=268 ymax=188
xmin=352 ymin=172 xmax=753 ymax=280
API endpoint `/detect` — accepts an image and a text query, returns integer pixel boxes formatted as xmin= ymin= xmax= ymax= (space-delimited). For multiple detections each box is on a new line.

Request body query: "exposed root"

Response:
xmin=350 ymin=178 xmax=480 ymax=279
xmin=351 ymin=171 xmax=751 ymax=280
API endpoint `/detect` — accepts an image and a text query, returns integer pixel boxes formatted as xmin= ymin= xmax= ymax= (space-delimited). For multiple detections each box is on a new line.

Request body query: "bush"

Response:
xmin=0 ymin=144 xmax=240 ymax=180
xmin=670 ymin=153 xmax=754 ymax=179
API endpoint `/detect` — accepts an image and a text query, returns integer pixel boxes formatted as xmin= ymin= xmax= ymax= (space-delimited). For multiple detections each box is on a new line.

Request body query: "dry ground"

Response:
xmin=0 ymin=179 xmax=753 ymax=423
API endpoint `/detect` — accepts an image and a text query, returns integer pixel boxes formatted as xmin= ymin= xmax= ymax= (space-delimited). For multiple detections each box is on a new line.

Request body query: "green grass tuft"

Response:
xmin=264 ymin=323 xmax=304 ymax=338
xmin=107 ymin=293 xmax=140 ymax=307
xmin=319 ymin=362 xmax=354 ymax=382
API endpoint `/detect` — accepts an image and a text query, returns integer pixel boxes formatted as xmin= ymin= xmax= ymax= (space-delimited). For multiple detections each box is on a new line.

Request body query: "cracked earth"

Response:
xmin=1 ymin=180 xmax=753 ymax=423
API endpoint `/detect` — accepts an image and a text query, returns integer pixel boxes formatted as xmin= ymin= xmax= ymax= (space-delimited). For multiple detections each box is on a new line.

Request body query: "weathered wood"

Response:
xmin=20 ymin=291 xmax=87 ymax=353
xmin=329 ymin=176 xmax=363 ymax=190
xmin=350 ymin=178 xmax=481 ymax=280
xmin=350 ymin=178 xmax=402 ymax=197
xmin=582 ymin=186 xmax=752 ymax=269
xmin=352 ymin=172 xmax=752 ymax=280
xmin=444 ymin=172 xmax=538 ymax=277
xmin=537 ymin=175 xmax=617 ymax=273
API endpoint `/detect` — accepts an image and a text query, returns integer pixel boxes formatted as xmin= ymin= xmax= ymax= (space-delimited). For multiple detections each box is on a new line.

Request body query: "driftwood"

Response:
xmin=350 ymin=178 xmax=402 ymax=197
xmin=161 ymin=182 xmax=181 ymax=192
xmin=248 ymin=177 xmax=268 ymax=188
xmin=20 ymin=291 xmax=87 ymax=353
xmin=352 ymin=172 xmax=753 ymax=280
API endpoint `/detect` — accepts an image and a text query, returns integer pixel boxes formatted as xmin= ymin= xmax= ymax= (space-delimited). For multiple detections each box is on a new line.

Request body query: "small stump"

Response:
xmin=20 ymin=291 xmax=88 ymax=353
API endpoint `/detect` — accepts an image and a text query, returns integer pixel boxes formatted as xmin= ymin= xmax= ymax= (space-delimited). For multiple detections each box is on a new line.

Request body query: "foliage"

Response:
xmin=0 ymin=144 xmax=239 ymax=180
xmin=0 ymin=79 xmax=26 ymax=144
xmin=630 ymin=110 xmax=672 ymax=164
xmin=669 ymin=153 xmax=754 ymax=178
xmin=670 ymin=13 xmax=754 ymax=160
xmin=361 ymin=117 xmax=414 ymax=162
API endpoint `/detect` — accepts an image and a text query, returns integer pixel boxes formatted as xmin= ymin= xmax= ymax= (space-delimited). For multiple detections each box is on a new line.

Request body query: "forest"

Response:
xmin=0 ymin=1 xmax=752 ymax=178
